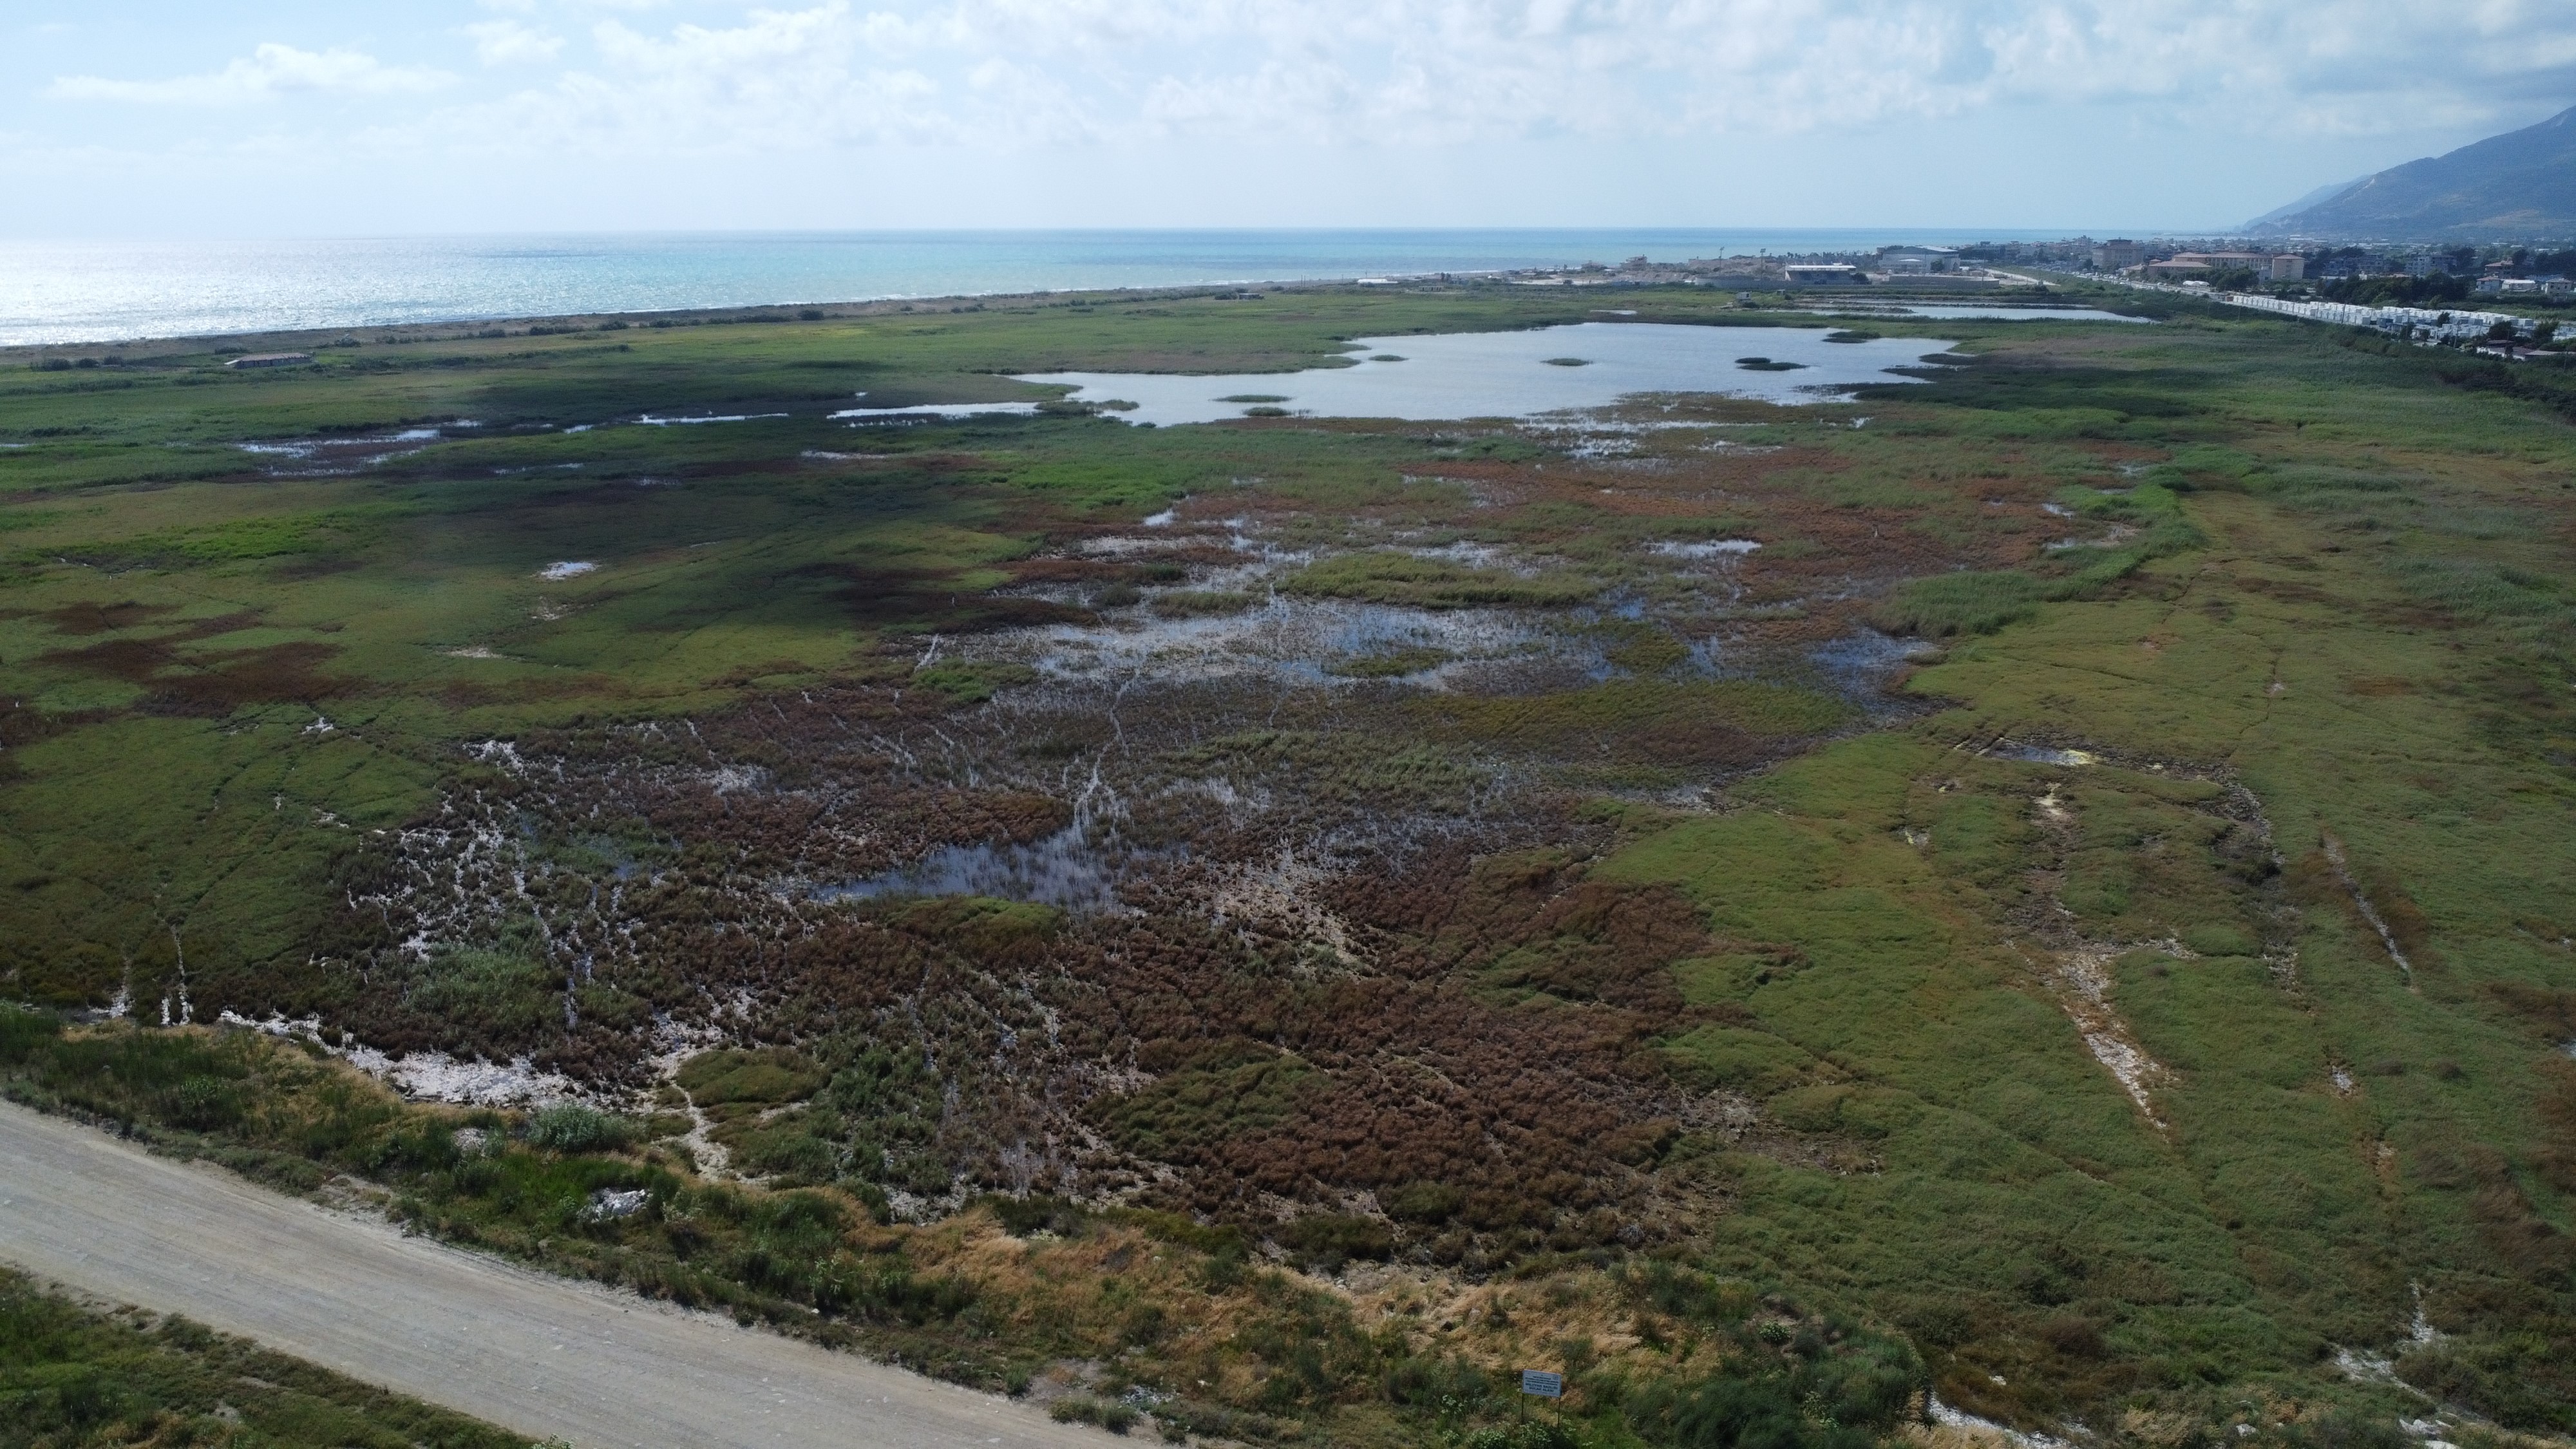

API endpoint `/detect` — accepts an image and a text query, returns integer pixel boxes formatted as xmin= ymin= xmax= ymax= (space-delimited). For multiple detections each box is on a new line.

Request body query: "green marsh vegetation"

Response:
xmin=3 ymin=283 xmax=2573 ymax=1447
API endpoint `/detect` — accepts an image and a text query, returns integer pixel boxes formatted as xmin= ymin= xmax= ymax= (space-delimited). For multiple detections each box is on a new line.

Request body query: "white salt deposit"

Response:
xmin=1647 ymin=539 xmax=1762 ymax=558
xmin=829 ymin=402 xmax=1043 ymax=420
xmin=1928 ymin=1395 xmax=2074 ymax=1449
xmin=341 ymin=1045 xmax=586 ymax=1108
xmin=1986 ymin=741 xmax=2099 ymax=766
xmin=587 ymin=1188 xmax=651 ymax=1220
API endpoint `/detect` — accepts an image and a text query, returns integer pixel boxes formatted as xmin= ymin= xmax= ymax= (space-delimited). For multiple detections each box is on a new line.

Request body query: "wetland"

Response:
xmin=2 ymin=280 xmax=2573 ymax=1449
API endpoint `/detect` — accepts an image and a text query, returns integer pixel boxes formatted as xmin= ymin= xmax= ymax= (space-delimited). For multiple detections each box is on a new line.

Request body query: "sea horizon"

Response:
xmin=0 ymin=227 xmax=2095 ymax=348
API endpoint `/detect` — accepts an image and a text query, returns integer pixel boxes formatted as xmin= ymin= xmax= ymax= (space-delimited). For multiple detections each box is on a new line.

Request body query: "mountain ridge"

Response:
xmin=2240 ymin=176 xmax=2363 ymax=231
xmin=2254 ymin=104 xmax=2576 ymax=238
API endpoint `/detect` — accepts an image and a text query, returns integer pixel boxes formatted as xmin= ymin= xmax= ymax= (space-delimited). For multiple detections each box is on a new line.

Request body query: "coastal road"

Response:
xmin=0 ymin=1099 xmax=1110 ymax=1448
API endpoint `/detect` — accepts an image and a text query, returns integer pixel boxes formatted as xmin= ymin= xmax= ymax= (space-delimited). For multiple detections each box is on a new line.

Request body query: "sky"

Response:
xmin=5 ymin=1 xmax=2574 ymax=236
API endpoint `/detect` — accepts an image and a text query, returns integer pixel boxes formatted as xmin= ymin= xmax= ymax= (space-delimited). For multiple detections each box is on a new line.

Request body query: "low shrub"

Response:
xmin=1876 ymin=486 xmax=2202 ymax=636
xmin=1463 ymin=1423 xmax=1582 ymax=1449
xmin=1048 ymin=1395 xmax=1139 ymax=1433
xmin=1278 ymin=1213 xmax=1392 ymax=1271
xmin=524 ymin=1103 xmax=634 ymax=1153
xmin=982 ymin=1193 xmax=1088 ymax=1238
xmin=1873 ymin=569 xmax=2047 ymax=637
xmin=1282 ymin=552 xmax=1596 ymax=609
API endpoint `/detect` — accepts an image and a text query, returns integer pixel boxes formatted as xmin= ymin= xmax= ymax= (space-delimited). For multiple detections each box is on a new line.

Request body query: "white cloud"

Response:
xmin=465 ymin=21 xmax=566 ymax=66
xmin=39 ymin=2 xmax=2576 ymax=165
xmin=381 ymin=0 xmax=2576 ymax=158
xmin=48 ymin=43 xmax=454 ymax=105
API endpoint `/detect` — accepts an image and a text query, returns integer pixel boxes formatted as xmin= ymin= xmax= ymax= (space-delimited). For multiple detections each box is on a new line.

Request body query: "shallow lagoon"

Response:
xmin=1019 ymin=321 xmax=1957 ymax=426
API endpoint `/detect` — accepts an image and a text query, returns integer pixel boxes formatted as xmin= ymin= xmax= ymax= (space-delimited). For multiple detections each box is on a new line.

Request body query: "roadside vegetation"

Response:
xmin=3 ymin=280 xmax=2573 ymax=1446
xmin=0 ymin=1266 xmax=535 ymax=1449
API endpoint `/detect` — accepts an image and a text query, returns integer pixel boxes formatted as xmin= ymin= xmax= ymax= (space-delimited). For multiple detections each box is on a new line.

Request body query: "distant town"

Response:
xmin=1467 ymin=236 xmax=2571 ymax=302
xmin=1419 ymin=234 xmax=2573 ymax=359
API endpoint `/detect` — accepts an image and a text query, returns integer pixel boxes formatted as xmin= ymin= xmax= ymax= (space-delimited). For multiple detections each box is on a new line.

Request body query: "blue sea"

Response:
xmin=0 ymin=229 xmax=2076 ymax=347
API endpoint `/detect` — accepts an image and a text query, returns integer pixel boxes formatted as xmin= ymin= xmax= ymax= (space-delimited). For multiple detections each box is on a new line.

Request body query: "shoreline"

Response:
xmin=2 ymin=268 xmax=2070 ymax=363
xmin=0 ymin=281 xmax=1264 ymax=363
xmin=0 ymin=225 xmax=2090 ymax=350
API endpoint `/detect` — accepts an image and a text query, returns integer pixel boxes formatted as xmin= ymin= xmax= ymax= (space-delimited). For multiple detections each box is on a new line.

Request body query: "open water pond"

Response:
xmin=1019 ymin=321 xmax=1956 ymax=425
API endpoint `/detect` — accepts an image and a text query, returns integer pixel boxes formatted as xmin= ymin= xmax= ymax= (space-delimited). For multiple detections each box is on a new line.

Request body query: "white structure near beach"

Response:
xmin=2097 ymin=273 xmax=2536 ymax=343
xmin=2222 ymin=291 xmax=2535 ymax=341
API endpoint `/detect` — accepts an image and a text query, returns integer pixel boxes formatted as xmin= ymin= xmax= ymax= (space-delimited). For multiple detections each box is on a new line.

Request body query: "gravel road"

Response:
xmin=0 ymin=1099 xmax=1113 ymax=1448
